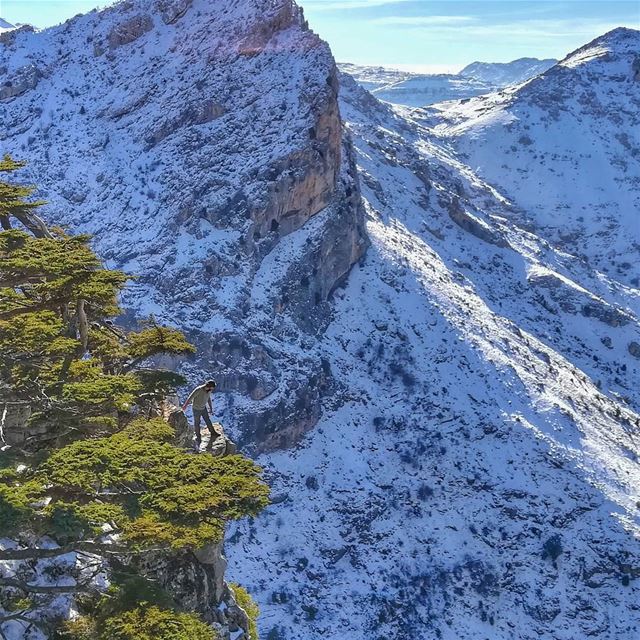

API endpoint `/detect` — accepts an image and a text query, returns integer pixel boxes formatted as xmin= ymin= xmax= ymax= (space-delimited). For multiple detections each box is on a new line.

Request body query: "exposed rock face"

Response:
xmin=156 ymin=0 xmax=193 ymax=25
xmin=0 ymin=0 xmax=368 ymax=453
xmin=0 ymin=400 xmax=32 ymax=447
xmin=0 ymin=25 xmax=35 ymax=47
xmin=107 ymin=14 xmax=154 ymax=49
xmin=447 ymin=197 xmax=509 ymax=248
xmin=0 ymin=63 xmax=39 ymax=101
xmin=134 ymin=544 xmax=251 ymax=640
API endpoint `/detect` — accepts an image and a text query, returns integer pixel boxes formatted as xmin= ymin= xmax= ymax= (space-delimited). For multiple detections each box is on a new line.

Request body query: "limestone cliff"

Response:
xmin=0 ymin=0 xmax=368 ymax=453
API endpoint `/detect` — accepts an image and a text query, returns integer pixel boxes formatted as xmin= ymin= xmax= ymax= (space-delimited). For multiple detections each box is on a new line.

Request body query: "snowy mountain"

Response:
xmin=337 ymin=62 xmax=410 ymax=91
xmin=2 ymin=1 xmax=640 ymax=638
xmin=371 ymin=73 xmax=495 ymax=108
xmin=460 ymin=57 xmax=557 ymax=86
xmin=426 ymin=27 xmax=640 ymax=287
xmin=0 ymin=0 xmax=367 ymax=450
xmin=227 ymin=37 xmax=640 ymax=639
xmin=339 ymin=57 xmax=557 ymax=108
xmin=0 ymin=18 xmax=15 ymax=32
xmin=338 ymin=63 xmax=495 ymax=107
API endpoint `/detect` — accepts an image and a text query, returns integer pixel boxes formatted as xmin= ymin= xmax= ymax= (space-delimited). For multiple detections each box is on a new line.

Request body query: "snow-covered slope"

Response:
xmin=460 ymin=57 xmax=557 ymax=85
xmin=226 ymin=41 xmax=640 ymax=640
xmin=427 ymin=27 xmax=640 ymax=287
xmin=0 ymin=18 xmax=15 ymax=32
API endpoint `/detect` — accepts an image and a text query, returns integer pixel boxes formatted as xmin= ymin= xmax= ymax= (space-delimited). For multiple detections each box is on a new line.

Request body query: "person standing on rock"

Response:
xmin=182 ymin=379 xmax=220 ymax=450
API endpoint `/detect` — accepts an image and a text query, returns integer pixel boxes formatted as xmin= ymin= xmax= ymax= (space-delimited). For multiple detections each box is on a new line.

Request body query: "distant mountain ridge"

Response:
xmin=460 ymin=56 xmax=557 ymax=85
xmin=338 ymin=56 xmax=558 ymax=107
xmin=0 ymin=17 xmax=15 ymax=32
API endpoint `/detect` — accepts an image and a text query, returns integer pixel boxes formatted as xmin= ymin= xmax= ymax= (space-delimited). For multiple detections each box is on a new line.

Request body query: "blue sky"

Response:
xmin=2 ymin=0 xmax=638 ymax=71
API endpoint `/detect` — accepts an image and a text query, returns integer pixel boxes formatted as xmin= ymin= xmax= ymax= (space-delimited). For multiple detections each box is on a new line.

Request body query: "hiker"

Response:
xmin=182 ymin=379 xmax=221 ymax=449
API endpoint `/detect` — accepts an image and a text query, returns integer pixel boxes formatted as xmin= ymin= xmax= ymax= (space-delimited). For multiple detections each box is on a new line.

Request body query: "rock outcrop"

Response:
xmin=0 ymin=400 xmax=32 ymax=447
xmin=133 ymin=543 xmax=251 ymax=640
xmin=0 ymin=63 xmax=39 ymax=101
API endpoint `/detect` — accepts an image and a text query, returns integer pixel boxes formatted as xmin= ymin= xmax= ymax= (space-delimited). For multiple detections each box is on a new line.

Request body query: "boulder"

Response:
xmin=0 ymin=64 xmax=39 ymax=101
xmin=156 ymin=0 xmax=192 ymax=24
xmin=107 ymin=14 xmax=153 ymax=49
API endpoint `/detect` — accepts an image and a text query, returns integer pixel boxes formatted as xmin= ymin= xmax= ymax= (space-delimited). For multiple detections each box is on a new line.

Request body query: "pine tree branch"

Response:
xmin=0 ymin=541 xmax=171 ymax=561
xmin=77 ymin=298 xmax=89 ymax=355
xmin=0 ymin=577 xmax=98 ymax=595
xmin=10 ymin=208 xmax=52 ymax=240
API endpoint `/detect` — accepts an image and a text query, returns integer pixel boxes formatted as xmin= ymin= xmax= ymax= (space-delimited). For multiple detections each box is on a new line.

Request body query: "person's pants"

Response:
xmin=193 ymin=407 xmax=213 ymax=442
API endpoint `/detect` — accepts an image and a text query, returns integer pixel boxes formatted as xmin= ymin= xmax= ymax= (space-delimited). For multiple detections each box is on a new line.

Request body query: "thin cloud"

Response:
xmin=371 ymin=16 xmax=640 ymax=40
xmin=372 ymin=15 xmax=478 ymax=26
xmin=302 ymin=0 xmax=412 ymax=10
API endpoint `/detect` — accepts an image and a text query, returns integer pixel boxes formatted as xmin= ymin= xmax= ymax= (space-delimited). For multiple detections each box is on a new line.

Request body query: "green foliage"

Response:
xmin=231 ymin=583 xmax=260 ymax=640
xmin=127 ymin=322 xmax=196 ymax=362
xmin=134 ymin=369 xmax=189 ymax=401
xmin=62 ymin=359 xmax=141 ymax=410
xmin=103 ymin=606 xmax=219 ymax=640
xmin=122 ymin=417 xmax=175 ymax=442
xmin=56 ymin=571 xmax=179 ymax=639
xmin=0 ymin=155 xmax=46 ymax=228
xmin=61 ymin=607 xmax=219 ymax=640
xmin=1 ymin=417 xmax=268 ymax=547
xmin=0 ymin=169 xmax=195 ymax=435
xmin=58 ymin=566 xmax=219 ymax=640
xmin=4 ymin=596 xmax=33 ymax=612
xmin=0 ymin=475 xmax=41 ymax=537
xmin=58 ymin=616 xmax=98 ymax=640
xmin=0 ymin=228 xmax=125 ymax=321
xmin=100 ymin=572 xmax=177 ymax=613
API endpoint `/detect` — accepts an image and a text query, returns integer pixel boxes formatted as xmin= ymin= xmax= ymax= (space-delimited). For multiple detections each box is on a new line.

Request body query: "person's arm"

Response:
xmin=182 ymin=388 xmax=197 ymax=412
xmin=208 ymin=395 xmax=213 ymax=413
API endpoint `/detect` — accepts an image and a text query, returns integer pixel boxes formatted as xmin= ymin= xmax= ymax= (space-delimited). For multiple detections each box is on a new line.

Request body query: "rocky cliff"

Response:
xmin=0 ymin=0 xmax=367 ymax=453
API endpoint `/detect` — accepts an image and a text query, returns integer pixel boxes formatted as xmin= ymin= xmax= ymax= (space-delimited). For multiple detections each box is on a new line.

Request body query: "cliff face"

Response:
xmin=0 ymin=0 xmax=368 ymax=453
xmin=0 ymin=1 xmax=366 ymax=637
xmin=225 ymin=51 xmax=640 ymax=640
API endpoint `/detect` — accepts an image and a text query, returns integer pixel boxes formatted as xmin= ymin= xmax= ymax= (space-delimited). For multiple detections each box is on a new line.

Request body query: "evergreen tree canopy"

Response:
xmin=1 ymin=417 xmax=268 ymax=550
